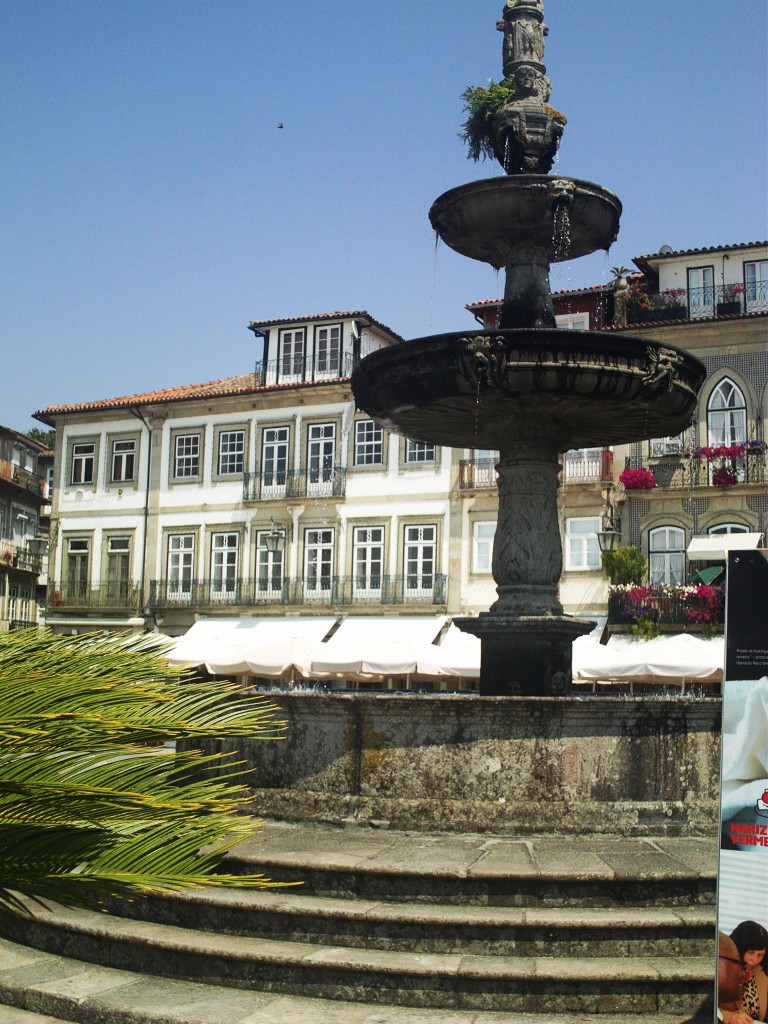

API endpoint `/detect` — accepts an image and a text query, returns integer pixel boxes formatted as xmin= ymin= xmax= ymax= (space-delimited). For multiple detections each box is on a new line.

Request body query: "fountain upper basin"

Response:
xmin=351 ymin=329 xmax=706 ymax=452
xmin=429 ymin=176 xmax=622 ymax=268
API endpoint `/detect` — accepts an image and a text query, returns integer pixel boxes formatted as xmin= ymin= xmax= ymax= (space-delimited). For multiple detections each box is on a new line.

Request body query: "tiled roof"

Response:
xmin=0 ymin=424 xmax=50 ymax=452
xmin=248 ymin=309 xmax=403 ymax=341
xmin=604 ymin=309 xmax=768 ymax=331
xmin=35 ymin=373 xmax=264 ymax=423
xmin=635 ymin=241 xmax=767 ymax=262
xmin=466 ymin=276 xmax=640 ymax=311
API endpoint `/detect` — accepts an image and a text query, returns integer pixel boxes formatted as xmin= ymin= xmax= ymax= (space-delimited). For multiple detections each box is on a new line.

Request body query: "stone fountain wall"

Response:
xmin=213 ymin=694 xmax=721 ymax=838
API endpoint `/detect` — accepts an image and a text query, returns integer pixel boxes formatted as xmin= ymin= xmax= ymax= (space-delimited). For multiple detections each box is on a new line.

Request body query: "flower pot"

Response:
xmin=716 ymin=300 xmax=741 ymax=316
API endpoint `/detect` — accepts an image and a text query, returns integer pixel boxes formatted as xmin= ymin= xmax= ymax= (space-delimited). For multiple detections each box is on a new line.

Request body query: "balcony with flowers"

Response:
xmin=608 ymin=583 xmax=724 ymax=638
xmin=624 ymin=280 xmax=767 ymax=323
xmin=626 ymin=442 xmax=767 ymax=491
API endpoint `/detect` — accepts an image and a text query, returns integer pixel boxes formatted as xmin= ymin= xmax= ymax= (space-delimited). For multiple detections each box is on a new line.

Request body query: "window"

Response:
xmin=111 ymin=439 xmax=136 ymax=482
xmin=279 ymin=329 xmax=305 ymax=381
xmin=555 ymin=313 xmax=589 ymax=330
xmin=315 ymin=324 xmax=341 ymax=378
xmin=353 ymin=526 xmax=383 ymax=595
xmin=562 ymin=447 xmax=603 ymax=482
xmin=256 ymin=531 xmax=284 ymax=597
xmin=66 ymin=538 xmax=89 ymax=597
xmin=708 ymin=523 xmax=749 ymax=535
xmin=472 ymin=522 xmax=496 ymax=573
xmin=404 ymin=524 xmax=436 ymax=595
xmin=261 ymin=427 xmax=289 ymax=498
xmin=405 ymin=440 xmax=435 ymax=464
xmin=71 ymin=442 xmax=95 ymax=485
xmin=687 ymin=266 xmax=714 ymax=317
xmin=307 ymin=423 xmax=335 ymax=491
xmin=106 ymin=537 xmax=130 ymax=600
xmin=211 ymin=533 xmax=239 ymax=600
xmin=173 ymin=433 xmax=201 ymax=479
xmin=304 ymin=528 xmax=334 ymax=597
xmin=168 ymin=534 xmax=195 ymax=600
xmin=707 ymin=379 xmax=746 ymax=446
xmin=649 ymin=526 xmax=685 ymax=585
xmin=565 ymin=517 xmax=600 ymax=571
xmin=354 ymin=421 xmax=383 ymax=466
xmin=649 ymin=432 xmax=686 ymax=457
xmin=217 ymin=429 xmax=244 ymax=476
xmin=745 ymin=259 xmax=767 ymax=312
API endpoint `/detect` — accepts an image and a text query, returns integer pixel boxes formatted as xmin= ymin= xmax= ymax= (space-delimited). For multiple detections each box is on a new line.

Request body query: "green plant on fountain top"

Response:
xmin=459 ymin=78 xmax=515 ymax=162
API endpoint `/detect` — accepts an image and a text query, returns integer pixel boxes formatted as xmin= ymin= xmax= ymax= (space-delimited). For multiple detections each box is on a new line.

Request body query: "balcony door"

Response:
xmin=687 ymin=266 xmax=714 ymax=318
xmin=307 ymin=424 xmax=335 ymax=494
xmin=404 ymin=525 xmax=436 ymax=599
xmin=304 ymin=528 xmax=333 ymax=601
xmin=256 ymin=531 xmax=284 ymax=599
xmin=278 ymin=329 xmax=304 ymax=383
xmin=168 ymin=535 xmax=194 ymax=602
xmin=211 ymin=533 xmax=239 ymax=601
xmin=353 ymin=527 xmax=383 ymax=598
xmin=261 ymin=427 xmax=289 ymax=499
xmin=315 ymin=324 xmax=341 ymax=379
xmin=106 ymin=537 xmax=130 ymax=602
xmin=66 ymin=538 xmax=89 ymax=600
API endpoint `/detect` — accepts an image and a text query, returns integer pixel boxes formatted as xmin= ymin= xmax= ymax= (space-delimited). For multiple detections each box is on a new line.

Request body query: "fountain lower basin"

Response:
xmin=352 ymin=329 xmax=705 ymax=452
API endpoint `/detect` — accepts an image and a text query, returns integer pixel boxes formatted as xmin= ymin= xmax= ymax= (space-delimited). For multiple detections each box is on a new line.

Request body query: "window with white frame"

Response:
xmin=708 ymin=523 xmax=749 ymax=535
xmin=315 ymin=324 xmax=341 ymax=377
xmin=472 ymin=522 xmax=496 ymax=573
xmin=405 ymin=440 xmax=435 ymax=464
xmin=307 ymin=423 xmax=335 ymax=488
xmin=745 ymin=259 xmax=767 ymax=312
xmin=173 ymin=433 xmax=201 ymax=479
xmin=304 ymin=528 xmax=334 ymax=595
xmin=565 ymin=517 xmax=601 ymax=571
xmin=217 ymin=429 xmax=245 ymax=476
xmin=211 ymin=533 xmax=239 ymax=598
xmin=649 ymin=432 xmax=687 ymax=458
xmin=707 ymin=379 xmax=746 ymax=446
xmin=71 ymin=442 xmax=95 ymax=485
xmin=66 ymin=538 xmax=89 ymax=595
xmin=168 ymin=534 xmax=194 ymax=599
xmin=555 ymin=312 xmax=589 ymax=330
xmin=256 ymin=531 xmax=284 ymax=596
xmin=404 ymin=524 xmax=436 ymax=594
xmin=687 ymin=265 xmax=714 ymax=317
xmin=106 ymin=537 xmax=130 ymax=599
xmin=279 ymin=329 xmax=305 ymax=380
xmin=354 ymin=421 xmax=383 ymax=466
xmin=261 ymin=427 xmax=289 ymax=496
xmin=111 ymin=438 xmax=136 ymax=482
xmin=353 ymin=526 xmax=383 ymax=594
xmin=649 ymin=526 xmax=686 ymax=585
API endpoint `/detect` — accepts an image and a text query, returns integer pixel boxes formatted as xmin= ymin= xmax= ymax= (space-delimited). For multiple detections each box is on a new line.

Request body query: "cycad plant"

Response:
xmin=0 ymin=628 xmax=285 ymax=915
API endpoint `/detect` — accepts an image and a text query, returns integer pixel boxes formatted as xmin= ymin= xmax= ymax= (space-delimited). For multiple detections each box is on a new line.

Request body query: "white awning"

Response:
xmin=310 ymin=615 xmax=448 ymax=676
xmin=687 ymin=533 xmax=763 ymax=560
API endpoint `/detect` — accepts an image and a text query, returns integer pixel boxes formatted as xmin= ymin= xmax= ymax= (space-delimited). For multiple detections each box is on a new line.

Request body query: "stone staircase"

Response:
xmin=0 ymin=821 xmax=717 ymax=1023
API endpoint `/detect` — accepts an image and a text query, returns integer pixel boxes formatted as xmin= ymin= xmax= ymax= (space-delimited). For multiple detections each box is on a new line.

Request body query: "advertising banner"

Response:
xmin=717 ymin=550 xmax=768 ymax=1022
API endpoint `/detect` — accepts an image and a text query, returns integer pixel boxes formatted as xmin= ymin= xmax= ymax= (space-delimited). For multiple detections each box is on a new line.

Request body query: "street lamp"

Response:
xmin=596 ymin=526 xmax=620 ymax=554
xmin=263 ymin=519 xmax=290 ymax=554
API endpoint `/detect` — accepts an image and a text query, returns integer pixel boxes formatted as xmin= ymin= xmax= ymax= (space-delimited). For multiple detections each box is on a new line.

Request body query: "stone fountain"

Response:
xmin=352 ymin=0 xmax=705 ymax=697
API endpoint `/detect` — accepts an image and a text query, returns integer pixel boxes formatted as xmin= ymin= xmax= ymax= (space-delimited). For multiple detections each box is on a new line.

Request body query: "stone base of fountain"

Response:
xmin=454 ymin=613 xmax=594 ymax=696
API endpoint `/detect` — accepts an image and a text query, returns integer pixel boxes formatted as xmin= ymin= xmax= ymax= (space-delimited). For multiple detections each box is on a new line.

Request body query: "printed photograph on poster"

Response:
xmin=720 ymin=676 xmax=768 ymax=853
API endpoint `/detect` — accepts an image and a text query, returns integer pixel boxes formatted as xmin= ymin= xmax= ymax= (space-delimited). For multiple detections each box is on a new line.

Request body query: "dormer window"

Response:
xmin=278 ymin=329 xmax=305 ymax=382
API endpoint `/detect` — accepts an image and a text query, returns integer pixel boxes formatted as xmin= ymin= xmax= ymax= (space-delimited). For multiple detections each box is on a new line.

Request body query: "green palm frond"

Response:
xmin=0 ymin=629 xmax=290 ymax=914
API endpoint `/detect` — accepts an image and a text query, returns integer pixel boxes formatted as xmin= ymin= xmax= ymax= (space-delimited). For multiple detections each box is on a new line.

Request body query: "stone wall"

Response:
xmin=216 ymin=693 xmax=721 ymax=838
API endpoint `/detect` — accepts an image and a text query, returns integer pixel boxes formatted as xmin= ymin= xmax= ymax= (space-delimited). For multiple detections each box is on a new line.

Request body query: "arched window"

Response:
xmin=708 ymin=523 xmax=749 ymax=535
xmin=649 ymin=526 xmax=686 ymax=586
xmin=707 ymin=379 xmax=747 ymax=446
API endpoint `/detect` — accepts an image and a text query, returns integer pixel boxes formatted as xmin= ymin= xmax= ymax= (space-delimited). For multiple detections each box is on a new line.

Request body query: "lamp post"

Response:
xmin=263 ymin=519 xmax=290 ymax=554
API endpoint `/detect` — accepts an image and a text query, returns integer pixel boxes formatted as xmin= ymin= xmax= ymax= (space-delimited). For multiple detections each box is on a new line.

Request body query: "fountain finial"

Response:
xmin=493 ymin=0 xmax=565 ymax=174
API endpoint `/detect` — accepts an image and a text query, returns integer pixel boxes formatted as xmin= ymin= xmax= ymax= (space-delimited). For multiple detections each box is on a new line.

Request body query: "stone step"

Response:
xmin=219 ymin=822 xmax=717 ymax=908
xmin=0 ymin=938 xmax=713 ymax=1024
xmin=1 ymin=903 xmax=713 ymax=1015
xmin=112 ymin=887 xmax=715 ymax=957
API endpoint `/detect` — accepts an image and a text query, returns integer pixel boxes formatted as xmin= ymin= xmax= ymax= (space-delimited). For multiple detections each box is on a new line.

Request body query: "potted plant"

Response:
xmin=656 ymin=287 xmax=687 ymax=320
xmin=712 ymin=465 xmax=738 ymax=488
xmin=717 ymin=283 xmax=745 ymax=317
xmin=619 ymin=466 xmax=656 ymax=490
xmin=601 ymin=545 xmax=647 ymax=585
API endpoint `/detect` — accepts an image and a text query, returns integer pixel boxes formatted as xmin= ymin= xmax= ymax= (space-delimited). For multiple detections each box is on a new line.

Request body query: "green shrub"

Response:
xmin=601 ymin=545 xmax=647 ymax=585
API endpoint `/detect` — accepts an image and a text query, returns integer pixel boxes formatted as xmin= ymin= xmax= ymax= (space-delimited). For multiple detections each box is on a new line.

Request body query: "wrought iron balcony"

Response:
xmin=459 ymin=451 xmax=612 ymax=488
xmin=627 ymin=281 xmax=767 ymax=323
xmin=642 ymin=449 xmax=766 ymax=490
xmin=243 ymin=466 xmax=347 ymax=502
xmin=255 ymin=352 xmax=358 ymax=387
xmin=149 ymin=574 xmax=447 ymax=610
xmin=0 ymin=542 xmax=43 ymax=573
xmin=458 ymin=459 xmax=498 ymax=489
xmin=48 ymin=581 xmax=141 ymax=612
xmin=608 ymin=587 xmax=724 ymax=632
xmin=0 ymin=458 xmax=46 ymax=497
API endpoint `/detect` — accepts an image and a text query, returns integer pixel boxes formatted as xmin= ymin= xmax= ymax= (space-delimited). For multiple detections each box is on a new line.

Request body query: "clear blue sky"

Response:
xmin=3 ymin=0 xmax=766 ymax=435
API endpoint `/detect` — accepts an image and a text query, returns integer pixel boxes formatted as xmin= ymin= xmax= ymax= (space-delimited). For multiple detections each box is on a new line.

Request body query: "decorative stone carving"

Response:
xmin=644 ymin=346 xmax=685 ymax=391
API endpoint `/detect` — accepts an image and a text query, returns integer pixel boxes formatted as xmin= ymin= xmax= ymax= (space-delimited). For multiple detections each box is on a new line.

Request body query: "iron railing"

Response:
xmin=9 ymin=619 xmax=40 ymax=630
xmin=459 ymin=451 xmax=613 ymax=488
xmin=243 ymin=466 xmax=347 ymax=501
xmin=149 ymin=574 xmax=448 ymax=610
xmin=254 ymin=352 xmax=358 ymax=387
xmin=0 ymin=459 xmax=46 ymax=497
xmin=627 ymin=281 xmax=768 ymax=323
xmin=48 ymin=581 xmax=142 ymax=611
xmin=642 ymin=450 xmax=766 ymax=489
xmin=0 ymin=543 xmax=43 ymax=573
xmin=608 ymin=589 xmax=724 ymax=631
